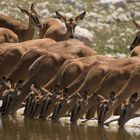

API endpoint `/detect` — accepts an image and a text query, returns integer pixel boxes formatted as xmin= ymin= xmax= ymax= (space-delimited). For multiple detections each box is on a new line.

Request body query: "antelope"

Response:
xmin=0 ymin=28 xmax=18 ymax=43
xmin=26 ymin=55 xmax=112 ymax=119
xmin=0 ymin=38 xmax=56 ymax=83
xmin=0 ymin=3 xmax=42 ymax=42
xmin=39 ymin=11 xmax=86 ymax=41
xmin=45 ymin=55 xmax=112 ymax=90
xmin=130 ymin=20 xmax=140 ymax=57
xmin=95 ymin=64 xmax=140 ymax=126
xmin=70 ymin=60 xmax=140 ymax=123
xmin=24 ymin=85 xmax=60 ymax=119
xmin=0 ymin=47 xmax=22 ymax=78
xmin=0 ymin=36 xmax=56 ymax=54
xmin=51 ymin=57 xmax=140 ymax=122
xmin=51 ymin=62 xmax=117 ymax=121
xmin=0 ymin=39 xmax=96 ymax=115
xmin=0 ymin=39 xmax=96 ymax=89
xmin=118 ymin=93 xmax=139 ymax=126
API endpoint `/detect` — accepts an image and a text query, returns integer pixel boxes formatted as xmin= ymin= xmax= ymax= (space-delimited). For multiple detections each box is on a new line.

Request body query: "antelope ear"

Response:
xmin=75 ymin=11 xmax=86 ymax=22
xmin=31 ymin=3 xmax=40 ymax=15
xmin=133 ymin=20 xmax=140 ymax=29
xmin=17 ymin=5 xmax=30 ymax=15
xmin=55 ymin=11 xmax=67 ymax=22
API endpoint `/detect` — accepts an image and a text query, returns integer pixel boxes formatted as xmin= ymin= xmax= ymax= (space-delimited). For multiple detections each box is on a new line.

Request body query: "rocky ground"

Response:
xmin=0 ymin=0 xmax=140 ymax=56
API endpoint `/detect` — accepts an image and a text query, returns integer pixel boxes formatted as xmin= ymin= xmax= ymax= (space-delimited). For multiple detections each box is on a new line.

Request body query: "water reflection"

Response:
xmin=0 ymin=115 xmax=140 ymax=140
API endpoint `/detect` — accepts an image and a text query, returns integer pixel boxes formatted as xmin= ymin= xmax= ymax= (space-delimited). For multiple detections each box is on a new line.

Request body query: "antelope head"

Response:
xmin=130 ymin=20 xmax=140 ymax=50
xmin=39 ymin=96 xmax=52 ymax=119
xmin=56 ymin=11 xmax=86 ymax=38
xmin=70 ymin=91 xmax=88 ymax=123
xmin=51 ymin=88 xmax=70 ymax=121
xmin=51 ymin=96 xmax=68 ymax=121
xmin=118 ymin=92 xmax=138 ymax=127
xmin=1 ymin=80 xmax=23 ymax=115
xmin=96 ymin=91 xmax=116 ymax=126
xmin=18 ymin=3 xmax=42 ymax=28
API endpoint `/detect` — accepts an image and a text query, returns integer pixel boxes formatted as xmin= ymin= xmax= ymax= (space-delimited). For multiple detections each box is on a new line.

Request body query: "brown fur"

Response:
xmin=0 ymin=28 xmax=18 ymax=43
xmin=0 ymin=3 xmax=42 ymax=42
xmin=1 ymin=39 xmax=96 ymax=114
xmin=52 ymin=57 xmax=140 ymax=122
xmin=39 ymin=11 xmax=86 ymax=42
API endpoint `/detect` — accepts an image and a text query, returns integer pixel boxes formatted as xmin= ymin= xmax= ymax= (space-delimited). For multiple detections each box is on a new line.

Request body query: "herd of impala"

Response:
xmin=0 ymin=3 xmax=140 ymax=127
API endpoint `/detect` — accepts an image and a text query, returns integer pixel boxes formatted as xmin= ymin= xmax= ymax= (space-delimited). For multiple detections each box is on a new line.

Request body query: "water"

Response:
xmin=0 ymin=115 xmax=140 ymax=140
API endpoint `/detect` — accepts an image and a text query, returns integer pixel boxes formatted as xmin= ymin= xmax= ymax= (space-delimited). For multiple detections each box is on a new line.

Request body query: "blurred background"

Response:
xmin=0 ymin=0 xmax=140 ymax=57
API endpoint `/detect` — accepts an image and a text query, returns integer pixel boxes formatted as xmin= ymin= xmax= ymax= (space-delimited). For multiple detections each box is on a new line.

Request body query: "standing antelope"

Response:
xmin=39 ymin=11 xmax=86 ymax=41
xmin=130 ymin=20 xmax=140 ymax=57
xmin=0 ymin=3 xmax=42 ymax=42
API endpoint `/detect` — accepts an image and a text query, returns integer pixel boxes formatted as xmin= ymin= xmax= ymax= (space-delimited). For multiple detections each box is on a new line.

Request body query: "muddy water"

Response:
xmin=0 ymin=115 xmax=140 ymax=140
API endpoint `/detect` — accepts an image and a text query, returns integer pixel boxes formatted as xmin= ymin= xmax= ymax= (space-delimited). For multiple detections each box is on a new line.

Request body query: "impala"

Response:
xmin=39 ymin=11 xmax=86 ymax=41
xmin=0 ymin=3 xmax=42 ymax=42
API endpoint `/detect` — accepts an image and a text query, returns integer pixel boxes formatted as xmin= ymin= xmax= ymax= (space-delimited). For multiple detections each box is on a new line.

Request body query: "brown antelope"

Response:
xmin=130 ymin=20 xmax=140 ymax=57
xmin=51 ymin=62 xmax=117 ymax=121
xmin=118 ymin=93 xmax=139 ymax=126
xmin=26 ymin=55 xmax=112 ymax=119
xmin=0 ymin=39 xmax=96 ymax=115
xmin=0 ymin=47 xmax=22 ymax=78
xmin=70 ymin=60 xmax=140 ymax=123
xmin=0 ymin=39 xmax=95 ymax=86
xmin=0 ymin=38 xmax=55 ymax=81
xmin=25 ymin=86 xmax=61 ymax=119
xmin=0 ymin=36 xmax=56 ymax=54
xmin=0 ymin=39 xmax=96 ymax=90
xmin=0 ymin=3 xmax=42 ymax=42
xmin=0 ymin=38 xmax=56 ymax=83
xmin=95 ymin=64 xmax=140 ymax=126
xmin=0 ymin=28 xmax=18 ymax=43
xmin=45 ymin=55 xmax=112 ymax=90
xmin=51 ymin=57 xmax=140 ymax=122
xmin=39 ymin=11 xmax=86 ymax=41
